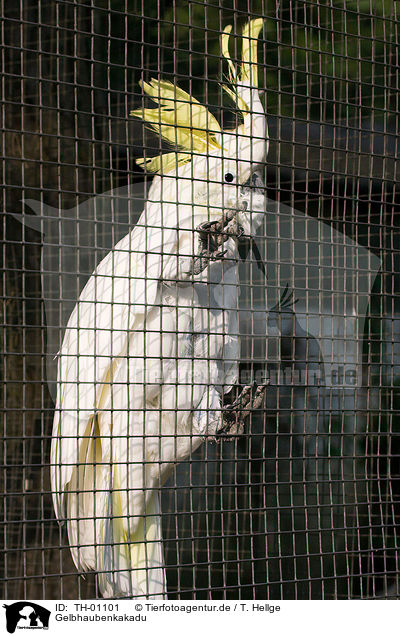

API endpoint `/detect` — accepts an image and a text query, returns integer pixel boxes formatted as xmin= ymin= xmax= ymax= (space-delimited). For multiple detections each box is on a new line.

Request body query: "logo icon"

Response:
xmin=3 ymin=603 xmax=50 ymax=634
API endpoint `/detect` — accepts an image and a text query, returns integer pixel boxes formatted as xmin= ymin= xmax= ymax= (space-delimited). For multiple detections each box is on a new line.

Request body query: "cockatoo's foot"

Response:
xmin=190 ymin=220 xmax=228 ymax=276
xmin=184 ymin=215 xmax=246 ymax=278
xmin=217 ymin=381 xmax=268 ymax=440
xmin=199 ymin=214 xmax=246 ymax=245
xmin=177 ymin=214 xmax=247 ymax=282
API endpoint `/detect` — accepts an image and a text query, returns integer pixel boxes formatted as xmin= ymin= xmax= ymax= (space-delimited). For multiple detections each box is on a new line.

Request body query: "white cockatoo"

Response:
xmin=51 ymin=18 xmax=268 ymax=599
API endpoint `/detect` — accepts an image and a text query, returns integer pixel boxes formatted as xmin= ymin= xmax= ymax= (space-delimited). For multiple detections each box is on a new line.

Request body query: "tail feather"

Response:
xmin=60 ymin=415 xmax=166 ymax=598
xmin=99 ymin=491 xmax=166 ymax=599
xmin=64 ymin=416 xmax=110 ymax=572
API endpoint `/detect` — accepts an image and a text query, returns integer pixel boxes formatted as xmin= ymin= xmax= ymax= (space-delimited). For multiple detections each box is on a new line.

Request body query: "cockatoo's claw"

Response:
xmin=213 ymin=249 xmax=228 ymax=260
xmin=179 ymin=215 xmax=246 ymax=281
xmin=181 ymin=219 xmax=232 ymax=279
xmin=198 ymin=215 xmax=245 ymax=246
xmin=235 ymin=224 xmax=245 ymax=239
xmin=189 ymin=248 xmax=227 ymax=276
xmin=217 ymin=380 xmax=269 ymax=440
xmin=197 ymin=220 xmax=227 ymax=248
xmin=251 ymin=383 xmax=269 ymax=410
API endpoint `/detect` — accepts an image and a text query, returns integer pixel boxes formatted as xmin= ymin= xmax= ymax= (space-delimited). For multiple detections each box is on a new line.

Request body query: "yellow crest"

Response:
xmin=130 ymin=18 xmax=263 ymax=174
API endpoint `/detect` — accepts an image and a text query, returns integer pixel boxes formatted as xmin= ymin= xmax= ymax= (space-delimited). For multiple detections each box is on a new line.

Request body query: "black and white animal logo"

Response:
xmin=3 ymin=602 xmax=50 ymax=634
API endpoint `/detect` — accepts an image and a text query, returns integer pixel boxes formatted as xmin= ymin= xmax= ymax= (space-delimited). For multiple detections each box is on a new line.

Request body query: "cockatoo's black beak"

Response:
xmin=238 ymin=172 xmax=266 ymax=278
xmin=238 ymin=234 xmax=266 ymax=278
xmin=240 ymin=171 xmax=265 ymax=194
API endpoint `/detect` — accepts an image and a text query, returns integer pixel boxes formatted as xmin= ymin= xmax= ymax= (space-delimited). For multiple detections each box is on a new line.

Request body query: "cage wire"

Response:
xmin=1 ymin=0 xmax=399 ymax=600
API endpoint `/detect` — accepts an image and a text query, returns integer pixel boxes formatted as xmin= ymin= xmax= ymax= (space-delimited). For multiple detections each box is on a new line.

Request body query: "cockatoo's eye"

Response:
xmin=224 ymin=172 xmax=235 ymax=183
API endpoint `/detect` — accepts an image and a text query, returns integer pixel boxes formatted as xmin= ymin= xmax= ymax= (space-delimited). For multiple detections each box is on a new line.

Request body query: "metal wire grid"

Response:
xmin=1 ymin=0 xmax=399 ymax=599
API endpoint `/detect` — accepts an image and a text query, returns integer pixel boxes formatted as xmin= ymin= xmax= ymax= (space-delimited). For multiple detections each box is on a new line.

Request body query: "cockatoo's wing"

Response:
xmin=51 ymin=194 xmax=181 ymax=598
xmin=51 ymin=195 xmax=178 ymax=519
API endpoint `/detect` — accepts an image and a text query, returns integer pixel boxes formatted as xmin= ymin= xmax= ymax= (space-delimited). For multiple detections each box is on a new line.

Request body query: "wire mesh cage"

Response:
xmin=1 ymin=0 xmax=399 ymax=600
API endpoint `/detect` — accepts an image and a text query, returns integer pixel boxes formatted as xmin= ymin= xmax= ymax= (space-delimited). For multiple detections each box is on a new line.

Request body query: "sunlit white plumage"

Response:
xmin=51 ymin=18 xmax=267 ymax=598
